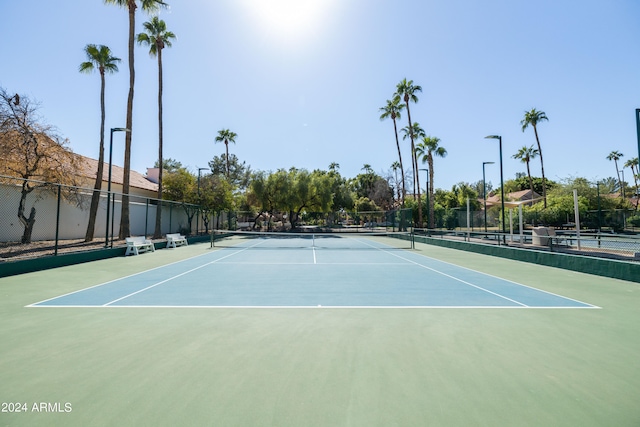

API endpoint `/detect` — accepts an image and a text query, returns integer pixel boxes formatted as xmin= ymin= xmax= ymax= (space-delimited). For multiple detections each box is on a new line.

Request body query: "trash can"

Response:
xmin=532 ymin=227 xmax=549 ymax=246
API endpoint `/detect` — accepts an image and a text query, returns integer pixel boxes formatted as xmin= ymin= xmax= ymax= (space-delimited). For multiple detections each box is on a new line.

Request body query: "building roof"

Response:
xmin=76 ymin=154 xmax=158 ymax=193
xmin=484 ymin=189 xmax=542 ymax=207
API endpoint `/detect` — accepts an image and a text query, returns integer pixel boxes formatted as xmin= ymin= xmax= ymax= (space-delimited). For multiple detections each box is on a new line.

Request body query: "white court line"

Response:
xmin=27 ymin=304 xmax=598 ymax=309
xmin=26 ymin=249 xmax=221 ymax=307
xmin=102 ymin=242 xmax=262 ymax=306
xmin=354 ymin=238 xmax=532 ymax=307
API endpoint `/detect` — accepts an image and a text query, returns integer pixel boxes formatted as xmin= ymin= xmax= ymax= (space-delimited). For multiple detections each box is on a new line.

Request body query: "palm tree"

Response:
xmin=521 ymin=108 xmax=548 ymax=208
xmin=79 ymin=44 xmax=120 ymax=242
xmin=512 ymin=145 xmax=539 ymax=203
xmin=328 ymin=162 xmax=340 ymax=172
xmin=607 ymin=150 xmax=624 ymax=199
xmin=104 ymin=0 xmax=167 ymax=239
xmin=379 ymin=98 xmax=406 ymax=205
xmin=215 ymin=129 xmax=238 ymax=177
xmin=624 ymin=157 xmax=639 ymax=209
xmin=401 ymin=122 xmax=425 ymax=208
xmin=415 ymin=136 xmax=447 ymax=228
xmin=137 ymin=16 xmax=176 ymax=238
xmin=391 ymin=161 xmax=401 ymax=202
xmin=395 ymin=79 xmax=423 ymax=226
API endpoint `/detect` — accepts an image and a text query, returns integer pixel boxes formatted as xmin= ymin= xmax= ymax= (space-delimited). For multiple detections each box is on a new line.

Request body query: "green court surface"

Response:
xmin=0 ymin=240 xmax=639 ymax=426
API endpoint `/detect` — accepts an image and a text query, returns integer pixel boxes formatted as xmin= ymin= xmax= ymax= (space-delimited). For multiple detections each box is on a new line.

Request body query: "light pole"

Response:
xmin=482 ymin=161 xmax=495 ymax=233
xmin=636 ymin=109 xmax=640 ymax=171
xmin=105 ymin=127 xmax=130 ymax=248
xmin=485 ymin=135 xmax=506 ymax=242
xmin=419 ymin=168 xmax=429 ymax=228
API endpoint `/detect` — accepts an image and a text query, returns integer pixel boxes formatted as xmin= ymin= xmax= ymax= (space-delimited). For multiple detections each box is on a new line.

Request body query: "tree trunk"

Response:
xmin=404 ymin=100 xmax=422 ymax=227
xmin=120 ymin=2 xmax=136 ymax=239
xmin=18 ymin=189 xmax=36 ymax=244
xmin=154 ymin=47 xmax=164 ymax=238
xmin=533 ymin=125 xmax=547 ymax=208
xmin=85 ymin=71 xmax=107 ymax=242
xmin=392 ymin=117 xmax=406 ymax=206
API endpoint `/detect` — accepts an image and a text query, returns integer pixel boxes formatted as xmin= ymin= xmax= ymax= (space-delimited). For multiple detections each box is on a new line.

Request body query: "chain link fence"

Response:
xmin=0 ymin=175 xmax=233 ymax=261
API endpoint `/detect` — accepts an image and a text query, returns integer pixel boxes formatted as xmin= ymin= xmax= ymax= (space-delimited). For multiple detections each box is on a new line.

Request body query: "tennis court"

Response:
xmin=1 ymin=234 xmax=639 ymax=426
xmin=30 ymin=231 xmax=595 ymax=309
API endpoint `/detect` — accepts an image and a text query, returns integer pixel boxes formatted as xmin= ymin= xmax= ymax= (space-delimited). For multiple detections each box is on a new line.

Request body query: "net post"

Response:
xmin=211 ymin=230 xmax=215 ymax=248
xmin=411 ymin=229 xmax=415 ymax=249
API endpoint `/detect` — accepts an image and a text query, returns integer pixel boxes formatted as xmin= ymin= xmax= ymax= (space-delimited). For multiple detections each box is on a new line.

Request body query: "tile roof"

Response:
xmin=75 ymin=154 xmax=158 ymax=192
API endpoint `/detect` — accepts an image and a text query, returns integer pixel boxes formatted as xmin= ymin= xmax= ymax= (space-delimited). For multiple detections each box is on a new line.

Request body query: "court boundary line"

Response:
xmin=26 ymin=237 xmax=600 ymax=310
xmin=102 ymin=243 xmax=263 ymax=306
xmin=26 ymin=245 xmax=252 ymax=308
xmin=27 ymin=304 xmax=598 ymax=309
xmin=357 ymin=238 xmax=599 ymax=309
xmin=407 ymin=245 xmax=601 ymax=308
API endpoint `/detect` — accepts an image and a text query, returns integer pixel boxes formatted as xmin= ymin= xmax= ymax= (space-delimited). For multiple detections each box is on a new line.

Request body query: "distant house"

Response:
xmin=0 ymin=154 xmax=169 ymax=242
xmin=75 ymin=154 xmax=158 ymax=198
xmin=483 ymin=189 xmax=542 ymax=208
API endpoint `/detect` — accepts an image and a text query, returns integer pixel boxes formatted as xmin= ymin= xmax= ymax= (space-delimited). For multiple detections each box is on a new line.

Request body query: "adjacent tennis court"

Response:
xmin=1 ymin=234 xmax=639 ymax=426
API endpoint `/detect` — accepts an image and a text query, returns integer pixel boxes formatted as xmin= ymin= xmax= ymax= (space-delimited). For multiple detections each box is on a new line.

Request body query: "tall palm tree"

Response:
xmin=624 ymin=157 xmax=639 ymax=209
xmin=521 ymin=108 xmax=548 ymax=208
xmin=607 ymin=150 xmax=624 ymax=199
xmin=415 ymin=136 xmax=447 ymax=229
xmin=512 ymin=145 xmax=539 ymax=202
xmin=328 ymin=162 xmax=340 ymax=172
xmin=104 ymin=0 xmax=167 ymax=239
xmin=401 ymin=122 xmax=425 ymax=199
xmin=395 ymin=79 xmax=423 ymax=226
xmin=391 ymin=161 xmax=401 ymax=203
xmin=137 ymin=16 xmax=175 ymax=238
xmin=79 ymin=44 xmax=120 ymax=242
xmin=379 ymin=98 xmax=406 ymax=205
xmin=215 ymin=129 xmax=237 ymax=177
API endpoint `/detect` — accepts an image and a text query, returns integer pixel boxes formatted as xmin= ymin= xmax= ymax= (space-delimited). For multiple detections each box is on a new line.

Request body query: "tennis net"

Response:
xmin=211 ymin=229 xmax=415 ymax=250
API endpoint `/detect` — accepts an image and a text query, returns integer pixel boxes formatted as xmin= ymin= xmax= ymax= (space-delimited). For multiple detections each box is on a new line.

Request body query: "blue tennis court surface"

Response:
xmin=29 ymin=236 xmax=597 ymax=309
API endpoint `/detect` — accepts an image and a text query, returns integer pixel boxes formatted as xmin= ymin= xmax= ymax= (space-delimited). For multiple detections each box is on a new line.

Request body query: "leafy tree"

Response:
xmin=208 ymin=153 xmax=251 ymax=190
xmin=379 ymin=97 xmax=406 ymax=205
xmin=154 ymin=157 xmax=182 ymax=173
xmin=79 ymin=44 xmax=121 ymax=242
xmin=104 ymin=0 xmax=168 ymax=239
xmin=162 ymin=166 xmax=198 ymax=233
xmin=198 ymin=174 xmax=233 ymax=232
xmin=0 ymin=89 xmax=79 ymax=243
xmin=326 ymin=167 xmax=354 ymax=212
xmin=351 ymin=168 xmax=393 ymax=210
xmin=137 ymin=15 xmax=176 ymax=238
xmin=354 ymin=196 xmax=379 ymax=213
xmin=521 ymin=108 xmax=549 ymax=207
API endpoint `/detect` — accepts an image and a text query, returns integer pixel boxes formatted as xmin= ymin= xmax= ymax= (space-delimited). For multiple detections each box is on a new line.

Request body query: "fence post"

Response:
xmin=54 ymin=184 xmax=62 ymax=256
xmin=145 ymin=198 xmax=149 ymax=237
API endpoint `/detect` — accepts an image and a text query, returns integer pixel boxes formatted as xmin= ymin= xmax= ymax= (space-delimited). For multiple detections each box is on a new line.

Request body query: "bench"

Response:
xmin=546 ymin=228 xmax=569 ymax=247
xmin=125 ymin=236 xmax=156 ymax=256
xmin=166 ymin=233 xmax=188 ymax=249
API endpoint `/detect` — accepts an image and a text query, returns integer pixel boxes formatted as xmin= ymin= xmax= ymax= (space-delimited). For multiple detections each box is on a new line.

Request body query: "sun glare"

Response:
xmin=240 ymin=0 xmax=337 ymax=46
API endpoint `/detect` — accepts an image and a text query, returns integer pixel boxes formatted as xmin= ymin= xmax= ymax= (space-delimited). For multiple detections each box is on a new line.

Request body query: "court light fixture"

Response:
xmin=105 ymin=127 xmax=131 ymax=248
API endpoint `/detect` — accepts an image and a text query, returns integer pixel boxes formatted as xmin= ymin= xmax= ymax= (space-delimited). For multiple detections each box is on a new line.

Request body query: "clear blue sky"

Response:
xmin=2 ymin=0 xmax=640 ymax=192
